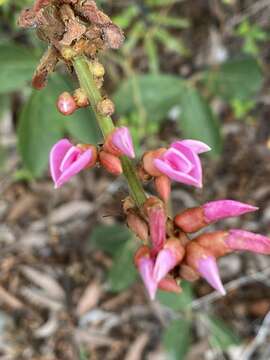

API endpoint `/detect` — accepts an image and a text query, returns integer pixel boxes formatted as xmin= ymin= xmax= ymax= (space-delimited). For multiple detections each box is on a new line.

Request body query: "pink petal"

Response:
xmin=154 ymin=158 xmax=201 ymax=188
xmin=49 ymin=139 xmax=72 ymax=185
xmin=112 ymin=127 xmax=135 ymax=159
xmin=197 ymin=256 xmax=226 ymax=295
xmin=203 ymin=200 xmax=258 ymax=223
xmin=60 ymin=146 xmax=81 ymax=172
xmin=138 ymin=257 xmax=157 ymax=300
xmin=226 ymin=229 xmax=270 ymax=254
xmin=177 ymin=139 xmax=211 ymax=154
xmin=172 ymin=142 xmax=202 ymax=186
xmin=162 ymin=148 xmax=193 ymax=173
xmin=56 ymin=149 xmax=92 ymax=188
xmin=153 ymin=248 xmax=178 ymax=283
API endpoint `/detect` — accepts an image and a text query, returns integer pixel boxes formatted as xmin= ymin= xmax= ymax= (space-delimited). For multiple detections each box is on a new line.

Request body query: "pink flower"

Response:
xmin=203 ymin=200 xmax=258 ymax=223
xmin=135 ymin=247 xmax=157 ymax=300
xmin=111 ymin=127 xmax=135 ymax=159
xmin=197 ymin=256 xmax=226 ymax=295
xmin=226 ymin=229 xmax=270 ymax=254
xmin=154 ymin=139 xmax=211 ymax=188
xmin=50 ymin=139 xmax=96 ymax=188
xmin=153 ymin=239 xmax=185 ymax=283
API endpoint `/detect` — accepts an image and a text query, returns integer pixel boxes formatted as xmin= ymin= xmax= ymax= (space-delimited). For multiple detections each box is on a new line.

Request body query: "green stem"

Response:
xmin=73 ymin=55 xmax=147 ymax=207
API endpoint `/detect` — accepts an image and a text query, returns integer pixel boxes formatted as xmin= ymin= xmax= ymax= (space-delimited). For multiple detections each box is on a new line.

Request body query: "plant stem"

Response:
xmin=73 ymin=55 xmax=147 ymax=207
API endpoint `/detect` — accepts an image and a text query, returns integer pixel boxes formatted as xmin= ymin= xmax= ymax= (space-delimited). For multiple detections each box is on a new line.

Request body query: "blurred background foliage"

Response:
xmin=0 ymin=1 xmax=269 ymax=358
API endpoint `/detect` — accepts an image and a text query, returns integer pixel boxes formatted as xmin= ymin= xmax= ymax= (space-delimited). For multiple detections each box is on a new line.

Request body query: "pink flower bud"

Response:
xmin=154 ymin=139 xmax=211 ymax=188
xmin=153 ymin=238 xmax=185 ymax=283
xmin=186 ymin=242 xmax=226 ymax=295
xmin=158 ymin=277 xmax=182 ymax=294
xmin=226 ymin=229 xmax=270 ymax=254
xmin=57 ymin=92 xmax=77 ymax=116
xmin=134 ymin=246 xmax=157 ymax=300
xmin=126 ymin=212 xmax=149 ymax=242
xmin=144 ymin=197 xmax=166 ymax=256
xmin=174 ymin=207 xmax=206 ymax=233
xmin=154 ymin=175 xmax=171 ymax=202
xmin=203 ymin=200 xmax=258 ymax=223
xmin=50 ymin=139 xmax=96 ymax=188
xmin=111 ymin=127 xmax=135 ymax=159
xmin=99 ymin=151 xmax=123 ymax=175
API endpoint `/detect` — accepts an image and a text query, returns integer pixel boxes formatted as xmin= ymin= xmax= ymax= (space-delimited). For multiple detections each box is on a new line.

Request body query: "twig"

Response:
xmin=192 ymin=266 xmax=270 ymax=310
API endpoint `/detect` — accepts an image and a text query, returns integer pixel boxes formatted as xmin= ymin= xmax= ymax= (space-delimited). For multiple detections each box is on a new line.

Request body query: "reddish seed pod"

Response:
xmin=127 ymin=212 xmax=149 ymax=242
xmin=155 ymin=175 xmax=171 ymax=203
xmin=57 ymin=92 xmax=77 ymax=115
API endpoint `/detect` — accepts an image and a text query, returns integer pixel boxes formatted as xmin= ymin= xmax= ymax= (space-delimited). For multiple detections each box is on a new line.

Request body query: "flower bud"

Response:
xmin=154 ymin=175 xmax=171 ymax=202
xmin=97 ymin=98 xmax=115 ymax=117
xmin=186 ymin=242 xmax=226 ymax=295
xmin=57 ymin=92 xmax=77 ymax=116
xmin=153 ymin=238 xmax=185 ymax=283
xmin=88 ymin=61 xmax=105 ymax=78
xmin=134 ymin=246 xmax=157 ymax=300
xmin=142 ymin=148 xmax=167 ymax=177
xmin=195 ymin=231 xmax=230 ymax=258
xmin=226 ymin=229 xmax=270 ymax=255
xmin=104 ymin=127 xmax=135 ymax=159
xmin=127 ymin=212 xmax=149 ymax=242
xmin=143 ymin=197 xmax=167 ymax=255
xmin=73 ymin=88 xmax=89 ymax=108
xmin=77 ymin=144 xmax=98 ymax=169
xmin=99 ymin=151 xmax=122 ymax=175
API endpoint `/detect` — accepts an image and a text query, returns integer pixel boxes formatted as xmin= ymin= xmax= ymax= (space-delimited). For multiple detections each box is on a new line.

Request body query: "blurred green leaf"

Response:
xmin=179 ymin=86 xmax=222 ymax=156
xmin=149 ymin=13 xmax=189 ymax=29
xmin=108 ymin=239 xmax=138 ymax=292
xmin=157 ymin=281 xmax=193 ymax=311
xmin=0 ymin=43 xmax=37 ymax=94
xmin=208 ymin=316 xmax=241 ymax=350
xmin=162 ymin=318 xmax=192 ymax=360
xmin=144 ymin=34 xmax=159 ymax=73
xmin=0 ymin=95 xmax=9 ymax=120
xmin=205 ymin=58 xmax=263 ymax=101
xmin=114 ymin=74 xmax=185 ymax=123
xmin=18 ymin=76 xmax=66 ymax=177
xmin=155 ymin=28 xmax=189 ymax=56
xmin=89 ymin=224 xmax=131 ymax=256
xmin=65 ymin=107 xmax=102 ymax=144
xmin=113 ymin=5 xmax=139 ymax=29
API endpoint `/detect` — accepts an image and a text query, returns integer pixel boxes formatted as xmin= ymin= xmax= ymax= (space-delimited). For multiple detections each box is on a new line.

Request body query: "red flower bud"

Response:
xmin=99 ymin=151 xmax=123 ymax=175
xmin=57 ymin=92 xmax=77 ymax=115
xmin=127 ymin=212 xmax=149 ymax=242
xmin=158 ymin=277 xmax=182 ymax=294
xmin=174 ymin=207 xmax=207 ymax=233
xmin=194 ymin=231 xmax=230 ymax=258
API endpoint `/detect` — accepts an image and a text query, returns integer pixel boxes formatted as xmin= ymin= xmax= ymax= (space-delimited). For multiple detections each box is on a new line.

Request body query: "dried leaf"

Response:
xmin=32 ymin=46 xmax=59 ymax=90
xmin=20 ymin=265 xmax=65 ymax=301
xmin=76 ymin=281 xmax=101 ymax=317
xmin=20 ymin=287 xmax=63 ymax=311
xmin=0 ymin=286 xmax=24 ymax=310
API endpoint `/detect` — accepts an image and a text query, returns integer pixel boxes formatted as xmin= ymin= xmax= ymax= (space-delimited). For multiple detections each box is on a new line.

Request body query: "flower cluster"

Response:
xmin=50 ymin=129 xmax=270 ymax=300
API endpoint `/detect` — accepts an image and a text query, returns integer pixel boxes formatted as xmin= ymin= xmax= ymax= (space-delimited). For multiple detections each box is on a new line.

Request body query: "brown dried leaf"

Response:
xmin=0 ymin=285 xmax=24 ymax=310
xmin=124 ymin=333 xmax=149 ymax=360
xmin=60 ymin=19 xmax=86 ymax=46
xmin=20 ymin=287 xmax=63 ymax=311
xmin=76 ymin=281 xmax=101 ymax=317
xmin=20 ymin=265 xmax=65 ymax=301
xmin=17 ymin=8 xmax=36 ymax=28
xmin=103 ymin=23 xmax=124 ymax=50
xmin=7 ymin=194 xmax=38 ymax=222
xmin=32 ymin=46 xmax=59 ymax=90
xmin=75 ymin=0 xmax=111 ymax=25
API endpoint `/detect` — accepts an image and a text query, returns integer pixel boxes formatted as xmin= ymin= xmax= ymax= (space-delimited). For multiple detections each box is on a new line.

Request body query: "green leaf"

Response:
xmin=114 ymin=74 xmax=186 ymax=123
xmin=179 ymin=86 xmax=222 ymax=156
xmin=108 ymin=239 xmax=138 ymax=292
xmin=157 ymin=281 xmax=193 ymax=311
xmin=0 ymin=43 xmax=37 ymax=93
xmin=65 ymin=107 xmax=102 ymax=144
xmin=205 ymin=58 xmax=263 ymax=101
xmin=162 ymin=318 xmax=192 ymax=360
xmin=17 ymin=76 xmax=66 ymax=177
xmin=89 ymin=224 xmax=131 ymax=256
xmin=208 ymin=317 xmax=241 ymax=351
xmin=149 ymin=14 xmax=189 ymax=29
